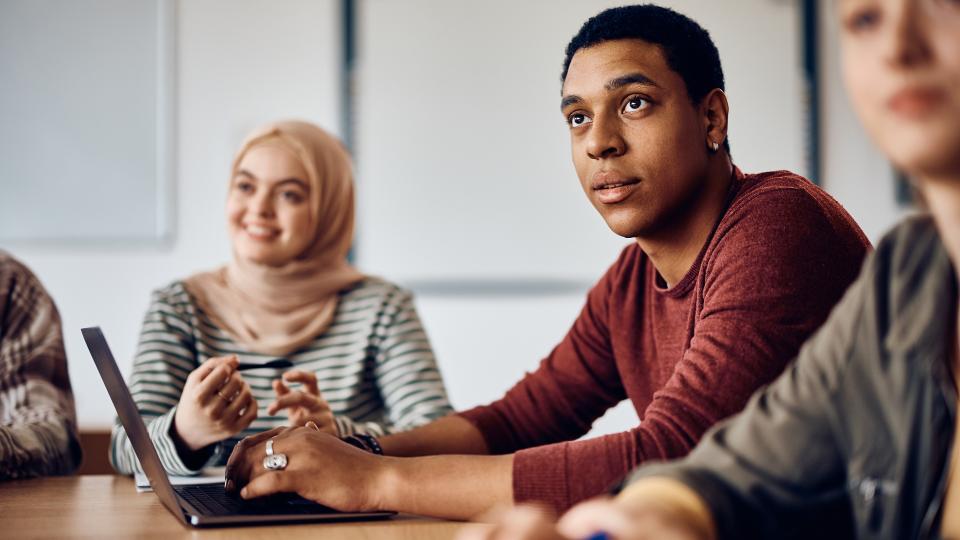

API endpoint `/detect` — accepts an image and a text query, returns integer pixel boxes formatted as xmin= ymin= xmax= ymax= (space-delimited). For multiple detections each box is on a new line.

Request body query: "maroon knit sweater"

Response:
xmin=458 ymin=169 xmax=871 ymax=512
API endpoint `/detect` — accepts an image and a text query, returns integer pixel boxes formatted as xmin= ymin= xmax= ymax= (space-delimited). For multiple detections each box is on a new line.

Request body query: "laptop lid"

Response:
xmin=82 ymin=326 xmax=188 ymax=525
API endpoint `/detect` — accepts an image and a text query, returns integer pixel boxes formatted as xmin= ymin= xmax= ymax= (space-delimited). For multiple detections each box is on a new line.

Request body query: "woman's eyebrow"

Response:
xmin=273 ymin=178 xmax=308 ymax=190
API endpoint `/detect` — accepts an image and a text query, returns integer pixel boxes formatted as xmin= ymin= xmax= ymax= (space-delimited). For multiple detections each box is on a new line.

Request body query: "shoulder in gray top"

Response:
xmin=625 ymin=215 xmax=958 ymax=539
xmin=110 ymin=276 xmax=453 ymax=475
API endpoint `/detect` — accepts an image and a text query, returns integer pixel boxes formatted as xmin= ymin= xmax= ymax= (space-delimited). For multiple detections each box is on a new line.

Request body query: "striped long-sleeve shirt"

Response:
xmin=0 ymin=251 xmax=81 ymax=479
xmin=110 ymin=277 xmax=453 ymax=475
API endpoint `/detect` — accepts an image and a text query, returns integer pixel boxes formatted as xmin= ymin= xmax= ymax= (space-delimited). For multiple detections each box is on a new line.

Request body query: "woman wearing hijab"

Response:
xmin=110 ymin=120 xmax=453 ymax=475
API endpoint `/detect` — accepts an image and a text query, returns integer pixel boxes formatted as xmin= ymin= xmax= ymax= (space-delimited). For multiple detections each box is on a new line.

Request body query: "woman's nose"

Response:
xmin=251 ymin=192 xmax=275 ymax=218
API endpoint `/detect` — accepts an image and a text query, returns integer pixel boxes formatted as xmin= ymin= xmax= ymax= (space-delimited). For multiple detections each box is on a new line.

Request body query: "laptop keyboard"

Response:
xmin=175 ymin=483 xmax=336 ymax=516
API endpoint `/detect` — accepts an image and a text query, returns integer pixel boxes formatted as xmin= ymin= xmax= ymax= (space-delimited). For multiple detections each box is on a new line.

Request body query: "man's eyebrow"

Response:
xmin=605 ymin=73 xmax=659 ymax=91
xmin=560 ymin=95 xmax=582 ymax=110
xmin=560 ymin=73 xmax=660 ymax=111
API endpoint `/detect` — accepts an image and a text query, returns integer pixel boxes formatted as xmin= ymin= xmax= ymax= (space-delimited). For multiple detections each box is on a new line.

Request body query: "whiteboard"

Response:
xmin=0 ymin=0 xmax=174 ymax=243
xmin=354 ymin=0 xmax=804 ymax=283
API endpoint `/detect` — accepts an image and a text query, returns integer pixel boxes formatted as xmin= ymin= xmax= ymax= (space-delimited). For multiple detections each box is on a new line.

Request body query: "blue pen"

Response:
xmin=584 ymin=532 xmax=611 ymax=540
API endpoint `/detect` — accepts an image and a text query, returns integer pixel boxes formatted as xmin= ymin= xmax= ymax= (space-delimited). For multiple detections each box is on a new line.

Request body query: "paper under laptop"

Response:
xmin=135 ymin=466 xmax=226 ymax=493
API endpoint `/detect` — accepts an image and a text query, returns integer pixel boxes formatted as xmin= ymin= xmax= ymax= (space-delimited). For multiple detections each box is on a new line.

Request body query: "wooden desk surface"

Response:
xmin=0 ymin=475 xmax=484 ymax=539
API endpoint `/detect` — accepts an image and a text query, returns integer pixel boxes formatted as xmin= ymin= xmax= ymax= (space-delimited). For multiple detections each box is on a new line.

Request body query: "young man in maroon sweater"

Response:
xmin=224 ymin=4 xmax=870 ymax=519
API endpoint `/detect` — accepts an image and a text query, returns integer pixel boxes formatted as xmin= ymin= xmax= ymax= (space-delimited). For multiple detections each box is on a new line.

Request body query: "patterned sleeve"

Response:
xmin=0 ymin=253 xmax=81 ymax=480
xmin=336 ymin=288 xmax=453 ymax=437
xmin=109 ymin=285 xmax=207 ymax=475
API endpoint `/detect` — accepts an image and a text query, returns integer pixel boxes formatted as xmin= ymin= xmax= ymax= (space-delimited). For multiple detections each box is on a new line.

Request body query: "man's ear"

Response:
xmin=702 ymin=88 xmax=729 ymax=152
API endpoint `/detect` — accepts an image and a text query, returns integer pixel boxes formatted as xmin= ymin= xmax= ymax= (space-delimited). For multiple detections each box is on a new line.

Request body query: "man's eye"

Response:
xmin=623 ymin=96 xmax=649 ymax=113
xmin=568 ymin=113 xmax=591 ymax=127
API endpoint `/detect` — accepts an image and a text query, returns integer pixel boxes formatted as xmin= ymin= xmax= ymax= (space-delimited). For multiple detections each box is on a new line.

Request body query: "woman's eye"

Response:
xmin=235 ymin=180 xmax=254 ymax=193
xmin=567 ymin=113 xmax=592 ymax=128
xmin=281 ymin=191 xmax=304 ymax=203
xmin=623 ymin=96 xmax=650 ymax=113
xmin=845 ymin=8 xmax=881 ymax=33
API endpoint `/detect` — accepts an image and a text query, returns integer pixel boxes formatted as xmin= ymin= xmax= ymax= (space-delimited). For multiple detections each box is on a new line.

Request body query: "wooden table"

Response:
xmin=0 ymin=476 xmax=485 ymax=539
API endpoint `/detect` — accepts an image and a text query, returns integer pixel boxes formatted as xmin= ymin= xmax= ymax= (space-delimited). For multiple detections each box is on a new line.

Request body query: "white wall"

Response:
xmin=356 ymin=0 xmax=806 ymax=284
xmin=3 ymin=1 xmax=907 ymax=440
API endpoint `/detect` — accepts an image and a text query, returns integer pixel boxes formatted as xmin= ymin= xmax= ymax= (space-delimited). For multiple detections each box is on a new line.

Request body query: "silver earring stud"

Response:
xmin=710 ymin=141 xmax=719 ymax=152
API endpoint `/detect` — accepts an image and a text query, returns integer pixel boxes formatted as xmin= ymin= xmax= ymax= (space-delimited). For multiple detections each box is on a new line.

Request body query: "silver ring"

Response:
xmin=263 ymin=438 xmax=287 ymax=470
xmin=263 ymin=453 xmax=287 ymax=471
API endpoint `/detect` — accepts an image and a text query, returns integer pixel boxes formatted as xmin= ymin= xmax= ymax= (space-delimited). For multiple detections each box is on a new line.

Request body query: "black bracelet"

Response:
xmin=341 ymin=433 xmax=383 ymax=455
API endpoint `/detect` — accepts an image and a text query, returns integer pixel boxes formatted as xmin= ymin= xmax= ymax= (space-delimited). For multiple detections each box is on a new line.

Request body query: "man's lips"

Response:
xmin=591 ymin=172 xmax=640 ymax=204
xmin=591 ymin=171 xmax=639 ymax=191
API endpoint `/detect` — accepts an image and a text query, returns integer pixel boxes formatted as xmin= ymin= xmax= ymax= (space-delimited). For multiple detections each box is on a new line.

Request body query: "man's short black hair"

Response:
xmin=562 ymin=4 xmax=729 ymax=152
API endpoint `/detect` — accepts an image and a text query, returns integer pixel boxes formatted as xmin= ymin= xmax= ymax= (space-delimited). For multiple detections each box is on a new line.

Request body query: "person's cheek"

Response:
xmin=295 ymin=210 xmax=313 ymax=252
xmin=226 ymin=201 xmax=245 ymax=246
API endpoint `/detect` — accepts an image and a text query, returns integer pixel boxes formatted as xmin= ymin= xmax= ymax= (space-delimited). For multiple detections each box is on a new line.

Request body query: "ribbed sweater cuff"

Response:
xmin=512 ymin=442 xmax=570 ymax=512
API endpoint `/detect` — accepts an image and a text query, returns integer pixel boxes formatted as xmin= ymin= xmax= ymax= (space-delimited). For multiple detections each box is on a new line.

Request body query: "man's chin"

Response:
xmin=602 ymin=214 xmax=652 ymax=239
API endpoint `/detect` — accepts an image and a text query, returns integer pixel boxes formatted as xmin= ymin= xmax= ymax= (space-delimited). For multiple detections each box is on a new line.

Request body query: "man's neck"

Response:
xmin=636 ymin=156 xmax=734 ymax=288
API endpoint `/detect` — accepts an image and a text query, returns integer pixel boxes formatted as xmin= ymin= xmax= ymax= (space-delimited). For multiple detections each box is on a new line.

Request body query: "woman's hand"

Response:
xmin=172 ymin=355 xmax=258 ymax=451
xmin=456 ymin=505 xmax=563 ymax=540
xmin=455 ymin=497 xmax=711 ymax=540
xmin=556 ymin=496 xmax=709 ymax=540
xmin=267 ymin=370 xmax=337 ymax=435
xmin=224 ymin=425 xmax=386 ymax=511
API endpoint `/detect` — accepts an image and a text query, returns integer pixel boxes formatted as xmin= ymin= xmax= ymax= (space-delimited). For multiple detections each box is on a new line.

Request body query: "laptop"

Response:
xmin=82 ymin=326 xmax=395 ymax=527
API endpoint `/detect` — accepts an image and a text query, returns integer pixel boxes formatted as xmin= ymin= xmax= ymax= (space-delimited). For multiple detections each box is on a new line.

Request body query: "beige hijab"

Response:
xmin=184 ymin=120 xmax=364 ymax=357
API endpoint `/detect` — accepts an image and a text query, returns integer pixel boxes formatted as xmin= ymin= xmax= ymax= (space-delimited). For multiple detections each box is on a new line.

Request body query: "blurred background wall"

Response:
xmin=1 ymin=0 xmax=909 ymax=438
